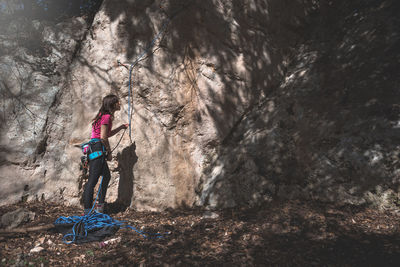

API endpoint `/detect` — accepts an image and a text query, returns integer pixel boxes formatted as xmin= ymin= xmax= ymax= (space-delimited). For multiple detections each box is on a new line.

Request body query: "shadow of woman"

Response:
xmin=107 ymin=142 xmax=138 ymax=214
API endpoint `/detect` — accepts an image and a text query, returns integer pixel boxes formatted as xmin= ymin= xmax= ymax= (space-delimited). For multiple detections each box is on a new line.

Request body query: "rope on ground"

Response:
xmin=54 ymin=212 xmax=163 ymax=244
xmin=54 ymin=176 xmax=165 ymax=244
xmin=55 ymin=3 xmax=196 ymax=245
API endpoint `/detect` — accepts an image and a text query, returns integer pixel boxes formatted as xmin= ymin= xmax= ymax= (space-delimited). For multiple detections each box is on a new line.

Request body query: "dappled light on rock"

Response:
xmin=0 ymin=0 xmax=399 ymax=243
xmin=0 ymin=0 xmax=399 ymax=264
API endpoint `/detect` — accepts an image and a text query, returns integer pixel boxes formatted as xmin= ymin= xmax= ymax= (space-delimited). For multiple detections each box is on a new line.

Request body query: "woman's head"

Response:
xmin=101 ymin=94 xmax=120 ymax=113
xmin=93 ymin=94 xmax=121 ymax=123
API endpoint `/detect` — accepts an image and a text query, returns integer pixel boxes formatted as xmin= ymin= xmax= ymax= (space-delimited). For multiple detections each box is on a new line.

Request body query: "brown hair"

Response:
xmin=92 ymin=94 xmax=119 ymax=125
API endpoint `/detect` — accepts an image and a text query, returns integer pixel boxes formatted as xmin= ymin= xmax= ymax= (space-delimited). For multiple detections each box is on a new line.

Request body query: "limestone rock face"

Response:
xmin=0 ymin=15 xmax=88 ymax=204
xmin=56 ymin=0 xmax=317 ymax=210
xmin=1 ymin=0 xmax=399 ymax=211
xmin=26 ymin=0 xmax=316 ymax=211
xmin=201 ymin=1 xmax=400 ymax=209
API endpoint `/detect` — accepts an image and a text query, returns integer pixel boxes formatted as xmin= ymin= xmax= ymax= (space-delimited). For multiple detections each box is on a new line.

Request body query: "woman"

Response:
xmin=83 ymin=94 xmax=128 ymax=214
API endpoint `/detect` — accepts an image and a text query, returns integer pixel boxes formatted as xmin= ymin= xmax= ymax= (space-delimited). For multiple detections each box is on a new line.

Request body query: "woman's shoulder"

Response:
xmin=100 ymin=113 xmax=112 ymax=123
xmin=101 ymin=113 xmax=111 ymax=119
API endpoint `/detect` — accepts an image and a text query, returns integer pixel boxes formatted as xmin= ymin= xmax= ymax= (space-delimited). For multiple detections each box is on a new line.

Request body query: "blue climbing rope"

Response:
xmin=55 ymin=210 xmax=162 ymax=244
xmin=54 ymin=176 xmax=163 ymax=244
xmin=126 ymin=18 xmax=171 ymax=141
xmin=55 ymin=3 xmax=196 ymax=245
xmin=120 ymin=2 xmax=194 ymax=141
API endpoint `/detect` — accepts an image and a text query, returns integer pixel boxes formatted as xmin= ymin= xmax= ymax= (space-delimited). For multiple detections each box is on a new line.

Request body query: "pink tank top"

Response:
xmin=91 ymin=114 xmax=112 ymax=139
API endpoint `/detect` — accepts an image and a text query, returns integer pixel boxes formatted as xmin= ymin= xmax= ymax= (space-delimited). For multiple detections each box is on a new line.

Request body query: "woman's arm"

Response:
xmin=109 ymin=123 xmax=128 ymax=137
xmin=100 ymin=124 xmax=112 ymax=161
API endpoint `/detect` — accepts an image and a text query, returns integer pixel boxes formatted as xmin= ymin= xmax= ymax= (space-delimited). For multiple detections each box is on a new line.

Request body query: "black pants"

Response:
xmin=83 ymin=142 xmax=111 ymax=209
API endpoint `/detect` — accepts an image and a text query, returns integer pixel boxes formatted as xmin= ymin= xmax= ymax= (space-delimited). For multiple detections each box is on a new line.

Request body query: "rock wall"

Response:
xmin=1 ymin=0 xmax=399 ymax=211
xmin=0 ymin=14 xmax=89 ymax=204
xmin=203 ymin=0 xmax=400 ymax=209
xmin=56 ymin=0 xmax=317 ymax=210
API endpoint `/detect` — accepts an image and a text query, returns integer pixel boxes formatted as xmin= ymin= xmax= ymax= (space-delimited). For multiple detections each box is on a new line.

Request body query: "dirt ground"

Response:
xmin=1 ymin=200 xmax=400 ymax=266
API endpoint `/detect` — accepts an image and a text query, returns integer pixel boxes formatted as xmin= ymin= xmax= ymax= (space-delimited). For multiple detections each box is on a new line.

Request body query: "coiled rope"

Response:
xmin=54 ymin=176 xmax=163 ymax=244
xmin=55 ymin=2 xmax=195 ymax=245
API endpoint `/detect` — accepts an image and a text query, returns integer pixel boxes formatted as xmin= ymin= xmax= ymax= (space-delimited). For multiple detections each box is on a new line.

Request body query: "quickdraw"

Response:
xmin=79 ymin=155 xmax=89 ymax=175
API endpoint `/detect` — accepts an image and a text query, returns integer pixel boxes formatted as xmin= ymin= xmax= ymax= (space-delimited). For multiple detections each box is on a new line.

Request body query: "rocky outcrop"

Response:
xmin=202 ymin=0 xmax=400 ymax=209
xmin=52 ymin=0 xmax=318 ymax=210
xmin=1 ymin=0 xmax=399 ymax=211
xmin=0 ymin=14 xmax=88 ymax=204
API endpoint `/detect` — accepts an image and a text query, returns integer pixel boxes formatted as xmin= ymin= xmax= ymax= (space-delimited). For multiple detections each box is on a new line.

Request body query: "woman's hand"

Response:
xmin=110 ymin=123 xmax=129 ymax=137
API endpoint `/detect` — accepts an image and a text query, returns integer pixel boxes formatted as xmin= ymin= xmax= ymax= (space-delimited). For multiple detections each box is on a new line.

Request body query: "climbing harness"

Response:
xmin=58 ymin=2 xmax=195 ymax=245
xmin=79 ymin=129 xmax=126 ymax=173
xmin=79 ymin=138 xmax=106 ymax=174
xmin=60 ymin=137 xmax=163 ymax=244
xmin=81 ymin=138 xmax=106 ymax=160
